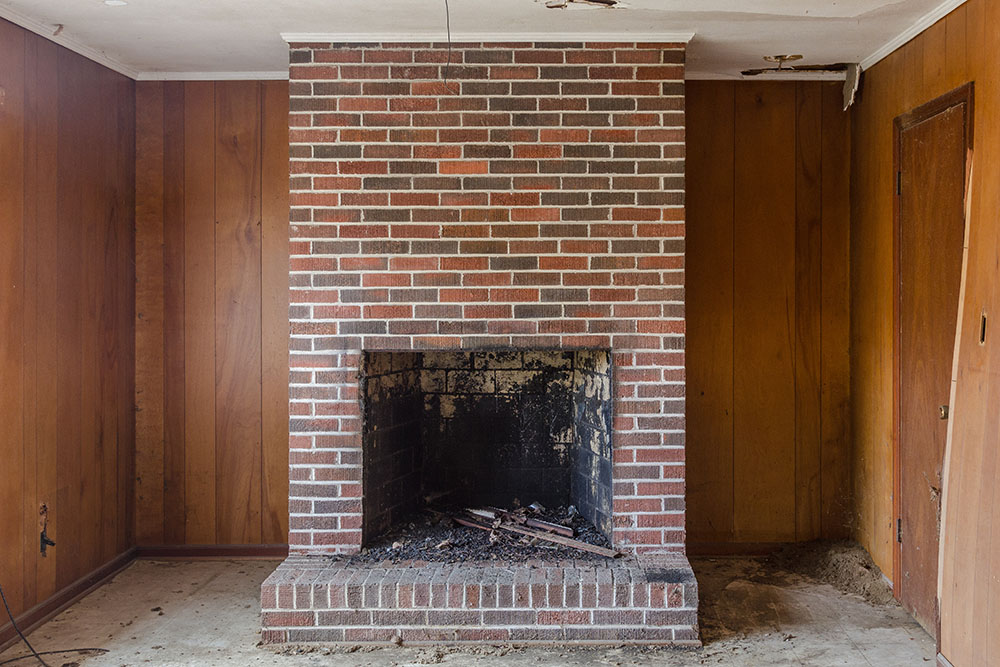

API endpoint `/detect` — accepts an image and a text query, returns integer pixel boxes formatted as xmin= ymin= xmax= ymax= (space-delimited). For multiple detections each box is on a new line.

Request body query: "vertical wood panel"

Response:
xmin=20 ymin=30 xmax=39 ymax=612
xmin=134 ymin=82 xmax=166 ymax=546
xmin=32 ymin=34 xmax=60 ymax=603
xmin=215 ymin=81 xmax=263 ymax=544
xmin=685 ymin=81 xmax=736 ymax=544
xmin=97 ymin=63 xmax=120 ymax=565
xmin=733 ymin=82 xmax=797 ymax=542
xmin=55 ymin=48 xmax=86 ymax=589
xmin=687 ymin=81 xmax=851 ymax=548
xmin=162 ymin=82 xmax=186 ymax=545
xmin=0 ymin=17 xmax=135 ymax=629
xmin=116 ymin=70 xmax=137 ymax=556
xmin=944 ymin=4 xmax=968 ymax=91
xmin=0 ymin=17 xmax=26 ymax=616
xmin=794 ymin=82 xmax=823 ymax=541
xmin=820 ymin=83 xmax=852 ymax=539
xmin=261 ymin=81 xmax=291 ymax=544
xmin=136 ymin=80 xmax=289 ymax=547
xmin=183 ymin=82 xmax=218 ymax=544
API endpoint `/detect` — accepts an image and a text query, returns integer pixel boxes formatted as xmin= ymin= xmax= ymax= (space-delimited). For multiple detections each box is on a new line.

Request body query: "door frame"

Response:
xmin=892 ymin=82 xmax=974 ymax=625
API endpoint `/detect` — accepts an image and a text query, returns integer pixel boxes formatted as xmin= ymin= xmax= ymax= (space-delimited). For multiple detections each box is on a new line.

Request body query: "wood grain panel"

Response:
xmin=182 ymin=81 xmax=218 ymax=545
xmin=162 ymin=82 xmax=187 ymax=546
xmin=134 ymin=80 xmax=290 ymax=548
xmin=214 ymin=81 xmax=263 ymax=545
xmin=732 ymin=82 xmax=797 ymax=542
xmin=0 ymin=18 xmax=135 ymax=623
xmin=134 ymin=82 xmax=166 ymax=546
xmin=794 ymin=82 xmax=823 ymax=541
xmin=55 ymin=49 xmax=87 ymax=589
xmin=819 ymin=83 xmax=851 ymax=539
xmin=0 ymin=17 xmax=26 ymax=614
xmin=686 ymin=81 xmax=851 ymax=547
xmin=31 ymin=34 xmax=61 ymax=605
xmin=261 ymin=81 xmax=291 ymax=545
xmin=20 ymin=30 xmax=39 ymax=612
xmin=685 ymin=81 xmax=735 ymax=544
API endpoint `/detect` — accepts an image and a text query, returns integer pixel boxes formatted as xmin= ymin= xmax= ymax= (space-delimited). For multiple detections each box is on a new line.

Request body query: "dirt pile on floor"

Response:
xmin=765 ymin=540 xmax=895 ymax=605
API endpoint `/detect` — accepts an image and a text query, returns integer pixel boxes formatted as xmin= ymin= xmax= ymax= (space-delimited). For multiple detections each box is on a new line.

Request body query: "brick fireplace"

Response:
xmin=262 ymin=38 xmax=697 ymax=644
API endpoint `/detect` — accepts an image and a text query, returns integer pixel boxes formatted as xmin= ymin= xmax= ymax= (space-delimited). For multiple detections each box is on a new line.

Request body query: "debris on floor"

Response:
xmin=339 ymin=503 xmax=615 ymax=565
xmin=0 ymin=543 xmax=934 ymax=666
xmin=764 ymin=539 xmax=895 ymax=605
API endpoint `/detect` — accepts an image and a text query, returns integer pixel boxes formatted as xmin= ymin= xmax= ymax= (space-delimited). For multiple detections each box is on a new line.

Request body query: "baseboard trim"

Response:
xmin=686 ymin=541 xmax=788 ymax=556
xmin=135 ymin=544 xmax=289 ymax=559
xmin=0 ymin=548 xmax=136 ymax=652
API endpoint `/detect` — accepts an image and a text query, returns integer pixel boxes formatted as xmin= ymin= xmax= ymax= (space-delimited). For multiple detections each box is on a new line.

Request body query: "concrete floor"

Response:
xmin=0 ymin=553 xmax=934 ymax=666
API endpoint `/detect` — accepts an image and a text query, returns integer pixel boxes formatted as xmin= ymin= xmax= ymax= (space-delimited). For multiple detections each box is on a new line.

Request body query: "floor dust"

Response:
xmin=764 ymin=540 xmax=896 ymax=606
xmin=0 ymin=542 xmax=934 ymax=666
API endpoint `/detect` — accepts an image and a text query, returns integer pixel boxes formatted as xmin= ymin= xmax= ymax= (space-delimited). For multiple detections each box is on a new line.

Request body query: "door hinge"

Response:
xmin=897 ymin=518 xmax=903 ymax=543
xmin=896 ymin=171 xmax=902 ymax=196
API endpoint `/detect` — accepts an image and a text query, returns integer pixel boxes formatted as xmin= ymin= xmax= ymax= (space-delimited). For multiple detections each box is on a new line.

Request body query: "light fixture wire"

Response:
xmin=442 ymin=0 xmax=460 ymax=94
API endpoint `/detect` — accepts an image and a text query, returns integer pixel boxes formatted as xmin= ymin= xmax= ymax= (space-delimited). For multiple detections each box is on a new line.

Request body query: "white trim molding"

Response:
xmin=860 ymin=0 xmax=967 ymax=70
xmin=281 ymin=31 xmax=696 ymax=44
xmin=136 ymin=71 xmax=289 ymax=81
xmin=685 ymin=70 xmax=847 ymax=81
xmin=0 ymin=4 xmax=139 ymax=78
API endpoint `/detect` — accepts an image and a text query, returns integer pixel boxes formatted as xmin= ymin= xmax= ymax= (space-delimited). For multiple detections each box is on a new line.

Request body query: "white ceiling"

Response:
xmin=0 ymin=0 xmax=962 ymax=80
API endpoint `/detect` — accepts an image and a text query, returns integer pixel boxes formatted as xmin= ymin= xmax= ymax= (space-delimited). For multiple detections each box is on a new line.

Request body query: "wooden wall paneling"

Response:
xmin=0 ymin=17 xmax=135 ymax=632
xmin=98 ymin=62 xmax=122 ymax=567
xmin=819 ymin=82 xmax=851 ymax=539
xmin=183 ymin=81 xmax=218 ymax=544
xmin=793 ymin=82 xmax=823 ymax=541
xmin=55 ymin=48 xmax=86 ymax=589
xmin=115 ymin=59 xmax=137 ymax=558
xmin=922 ymin=17 xmax=948 ymax=97
xmin=0 ymin=17 xmax=26 ymax=617
xmin=162 ymin=82 xmax=187 ymax=545
xmin=20 ymin=29 xmax=39 ymax=613
xmin=944 ymin=3 xmax=968 ymax=91
xmin=967 ymin=5 xmax=999 ymax=662
xmin=79 ymin=56 xmax=100 ymax=575
xmin=733 ymin=82 xmax=797 ymax=542
xmin=684 ymin=81 xmax=736 ymax=544
xmin=214 ymin=81 xmax=263 ymax=544
xmin=134 ymin=82 xmax=166 ymax=546
xmin=32 ymin=34 xmax=60 ymax=604
xmin=261 ymin=80 xmax=291 ymax=544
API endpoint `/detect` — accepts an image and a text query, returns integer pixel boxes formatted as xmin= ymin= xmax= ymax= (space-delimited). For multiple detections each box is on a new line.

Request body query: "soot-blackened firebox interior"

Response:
xmin=360 ymin=349 xmax=613 ymax=546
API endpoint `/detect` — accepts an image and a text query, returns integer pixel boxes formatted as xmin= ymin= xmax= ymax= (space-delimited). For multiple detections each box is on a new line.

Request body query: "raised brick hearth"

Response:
xmin=264 ymin=38 xmax=697 ymax=645
xmin=262 ymin=554 xmax=698 ymax=644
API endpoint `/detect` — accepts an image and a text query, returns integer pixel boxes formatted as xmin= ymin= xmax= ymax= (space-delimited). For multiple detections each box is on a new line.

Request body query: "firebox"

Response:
xmin=360 ymin=349 xmax=614 ymax=545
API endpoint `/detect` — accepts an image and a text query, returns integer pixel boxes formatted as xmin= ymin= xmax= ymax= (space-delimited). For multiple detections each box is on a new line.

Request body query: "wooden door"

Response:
xmin=895 ymin=87 xmax=971 ymax=636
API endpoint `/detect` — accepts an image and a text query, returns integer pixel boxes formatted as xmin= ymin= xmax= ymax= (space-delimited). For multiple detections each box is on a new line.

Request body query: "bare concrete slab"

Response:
xmin=0 ymin=551 xmax=934 ymax=666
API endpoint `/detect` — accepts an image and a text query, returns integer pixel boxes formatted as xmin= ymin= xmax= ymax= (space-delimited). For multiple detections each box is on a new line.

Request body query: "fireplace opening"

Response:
xmin=360 ymin=349 xmax=614 ymax=548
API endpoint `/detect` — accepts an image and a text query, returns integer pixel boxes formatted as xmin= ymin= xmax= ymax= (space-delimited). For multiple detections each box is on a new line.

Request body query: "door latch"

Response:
xmin=939 ymin=405 xmax=949 ymax=420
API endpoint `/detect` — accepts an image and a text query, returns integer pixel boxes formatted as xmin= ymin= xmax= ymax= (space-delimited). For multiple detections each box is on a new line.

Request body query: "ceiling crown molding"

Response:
xmin=0 ymin=5 xmax=139 ymax=78
xmin=281 ymin=31 xmax=696 ymax=44
xmin=860 ymin=0 xmax=966 ymax=71
xmin=136 ymin=71 xmax=289 ymax=81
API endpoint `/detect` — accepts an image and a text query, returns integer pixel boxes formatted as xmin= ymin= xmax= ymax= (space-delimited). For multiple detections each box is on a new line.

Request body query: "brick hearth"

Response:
xmin=266 ymin=38 xmax=697 ymax=645
xmin=262 ymin=554 xmax=698 ymax=644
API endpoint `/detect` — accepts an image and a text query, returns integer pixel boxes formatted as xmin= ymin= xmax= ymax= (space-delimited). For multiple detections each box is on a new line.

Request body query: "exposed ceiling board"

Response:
xmin=0 ymin=0 xmax=959 ymax=79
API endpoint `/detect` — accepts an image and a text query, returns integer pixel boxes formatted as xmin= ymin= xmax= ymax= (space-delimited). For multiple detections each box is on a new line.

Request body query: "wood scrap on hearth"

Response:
xmin=452 ymin=509 xmax=620 ymax=558
xmin=467 ymin=507 xmax=575 ymax=537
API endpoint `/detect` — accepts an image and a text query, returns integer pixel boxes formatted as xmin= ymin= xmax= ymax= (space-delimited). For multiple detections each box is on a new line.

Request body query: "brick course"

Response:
xmin=262 ymin=554 xmax=699 ymax=645
xmin=286 ymin=41 xmax=687 ymax=555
